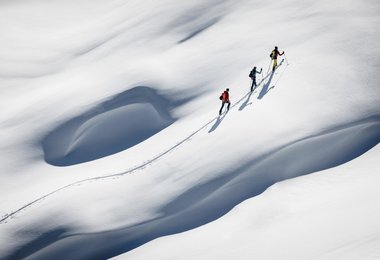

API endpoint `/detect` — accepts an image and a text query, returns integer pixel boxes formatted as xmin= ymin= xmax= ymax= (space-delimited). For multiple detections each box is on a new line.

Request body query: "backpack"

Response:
xmin=219 ymin=94 xmax=223 ymax=100
xmin=270 ymin=51 xmax=274 ymax=59
xmin=249 ymin=70 xmax=253 ymax=78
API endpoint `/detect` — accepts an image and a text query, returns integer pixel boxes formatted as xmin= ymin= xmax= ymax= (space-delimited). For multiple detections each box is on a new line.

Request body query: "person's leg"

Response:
xmin=272 ymin=59 xmax=277 ymax=72
xmin=251 ymin=78 xmax=256 ymax=91
xmin=227 ymin=101 xmax=231 ymax=111
xmin=219 ymin=102 xmax=225 ymax=115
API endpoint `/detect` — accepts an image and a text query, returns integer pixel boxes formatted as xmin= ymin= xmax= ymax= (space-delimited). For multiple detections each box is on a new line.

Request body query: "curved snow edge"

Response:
xmin=3 ymin=116 xmax=380 ymax=259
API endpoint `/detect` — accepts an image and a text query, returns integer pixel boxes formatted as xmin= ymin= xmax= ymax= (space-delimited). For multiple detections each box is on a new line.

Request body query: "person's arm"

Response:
xmin=258 ymin=68 xmax=263 ymax=74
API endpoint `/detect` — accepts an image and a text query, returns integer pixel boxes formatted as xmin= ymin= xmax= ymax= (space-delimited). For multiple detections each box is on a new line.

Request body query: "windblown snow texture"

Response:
xmin=0 ymin=0 xmax=379 ymax=259
xmin=42 ymin=87 xmax=176 ymax=166
xmin=5 ymin=116 xmax=380 ymax=259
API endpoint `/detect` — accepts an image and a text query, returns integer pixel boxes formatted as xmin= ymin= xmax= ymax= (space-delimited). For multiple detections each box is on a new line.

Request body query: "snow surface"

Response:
xmin=0 ymin=0 xmax=379 ymax=259
xmin=117 ymin=144 xmax=380 ymax=260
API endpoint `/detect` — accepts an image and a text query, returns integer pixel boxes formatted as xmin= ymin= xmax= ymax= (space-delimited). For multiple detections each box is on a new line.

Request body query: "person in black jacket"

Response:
xmin=249 ymin=66 xmax=262 ymax=91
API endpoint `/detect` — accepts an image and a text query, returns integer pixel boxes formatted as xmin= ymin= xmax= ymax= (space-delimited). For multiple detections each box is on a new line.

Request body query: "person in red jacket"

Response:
xmin=219 ymin=88 xmax=231 ymax=115
xmin=270 ymin=46 xmax=284 ymax=72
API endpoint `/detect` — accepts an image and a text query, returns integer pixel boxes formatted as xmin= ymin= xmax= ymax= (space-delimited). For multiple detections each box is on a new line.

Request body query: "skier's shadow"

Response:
xmin=239 ymin=90 xmax=254 ymax=111
xmin=258 ymin=59 xmax=285 ymax=100
xmin=257 ymin=71 xmax=274 ymax=100
xmin=208 ymin=112 xmax=228 ymax=133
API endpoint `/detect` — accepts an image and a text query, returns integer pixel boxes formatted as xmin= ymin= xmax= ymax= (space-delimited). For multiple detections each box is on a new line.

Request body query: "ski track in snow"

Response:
xmin=8 ymin=114 xmax=380 ymax=259
xmin=2 ymin=62 xmax=380 ymax=258
xmin=0 ymin=63 xmax=285 ymax=224
xmin=1 ymin=62 xmax=379 ymax=235
xmin=41 ymin=86 xmax=188 ymax=166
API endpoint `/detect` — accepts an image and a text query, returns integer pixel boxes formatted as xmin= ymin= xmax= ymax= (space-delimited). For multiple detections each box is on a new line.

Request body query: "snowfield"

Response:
xmin=119 ymin=144 xmax=380 ymax=260
xmin=0 ymin=0 xmax=379 ymax=259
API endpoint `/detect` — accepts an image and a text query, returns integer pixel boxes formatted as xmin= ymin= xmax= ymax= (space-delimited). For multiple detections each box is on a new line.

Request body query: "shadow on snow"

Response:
xmin=41 ymin=86 xmax=192 ymax=166
xmin=12 ymin=116 xmax=380 ymax=260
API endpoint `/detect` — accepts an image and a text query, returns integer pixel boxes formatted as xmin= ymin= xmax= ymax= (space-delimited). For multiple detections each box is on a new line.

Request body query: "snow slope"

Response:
xmin=0 ymin=0 xmax=379 ymax=259
xmin=118 ymin=144 xmax=380 ymax=260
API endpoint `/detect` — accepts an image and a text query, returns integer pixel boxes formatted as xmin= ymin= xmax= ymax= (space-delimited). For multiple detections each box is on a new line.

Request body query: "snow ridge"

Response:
xmin=1 ymin=62 xmax=378 ymax=230
xmin=1 ymin=67 xmax=285 ymax=225
xmin=5 ymin=116 xmax=379 ymax=259
xmin=2 ymin=64 xmax=379 ymax=258
xmin=42 ymin=86 xmax=181 ymax=166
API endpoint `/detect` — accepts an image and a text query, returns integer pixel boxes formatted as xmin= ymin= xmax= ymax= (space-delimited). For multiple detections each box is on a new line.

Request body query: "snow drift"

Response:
xmin=42 ymin=87 xmax=178 ymax=166
xmin=3 ymin=112 xmax=380 ymax=259
xmin=0 ymin=0 xmax=379 ymax=259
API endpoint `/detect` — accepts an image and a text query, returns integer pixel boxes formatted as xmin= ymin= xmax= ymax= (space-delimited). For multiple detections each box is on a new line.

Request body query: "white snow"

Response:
xmin=119 ymin=144 xmax=380 ymax=260
xmin=42 ymin=86 xmax=176 ymax=166
xmin=0 ymin=0 xmax=379 ymax=259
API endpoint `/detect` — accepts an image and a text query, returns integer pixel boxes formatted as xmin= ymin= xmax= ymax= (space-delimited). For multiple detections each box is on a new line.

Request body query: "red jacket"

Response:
xmin=221 ymin=91 xmax=229 ymax=102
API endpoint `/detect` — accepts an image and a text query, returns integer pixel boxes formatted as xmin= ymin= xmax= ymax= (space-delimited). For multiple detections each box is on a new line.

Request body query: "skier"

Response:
xmin=219 ymin=88 xmax=231 ymax=115
xmin=249 ymin=66 xmax=262 ymax=91
xmin=270 ymin=46 xmax=284 ymax=72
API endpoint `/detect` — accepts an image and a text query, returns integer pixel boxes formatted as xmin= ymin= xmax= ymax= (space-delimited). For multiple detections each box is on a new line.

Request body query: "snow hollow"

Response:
xmin=0 ymin=0 xmax=379 ymax=259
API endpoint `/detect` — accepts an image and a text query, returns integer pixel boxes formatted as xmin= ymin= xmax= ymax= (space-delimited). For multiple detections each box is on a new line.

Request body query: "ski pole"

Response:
xmin=284 ymin=53 xmax=289 ymax=65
